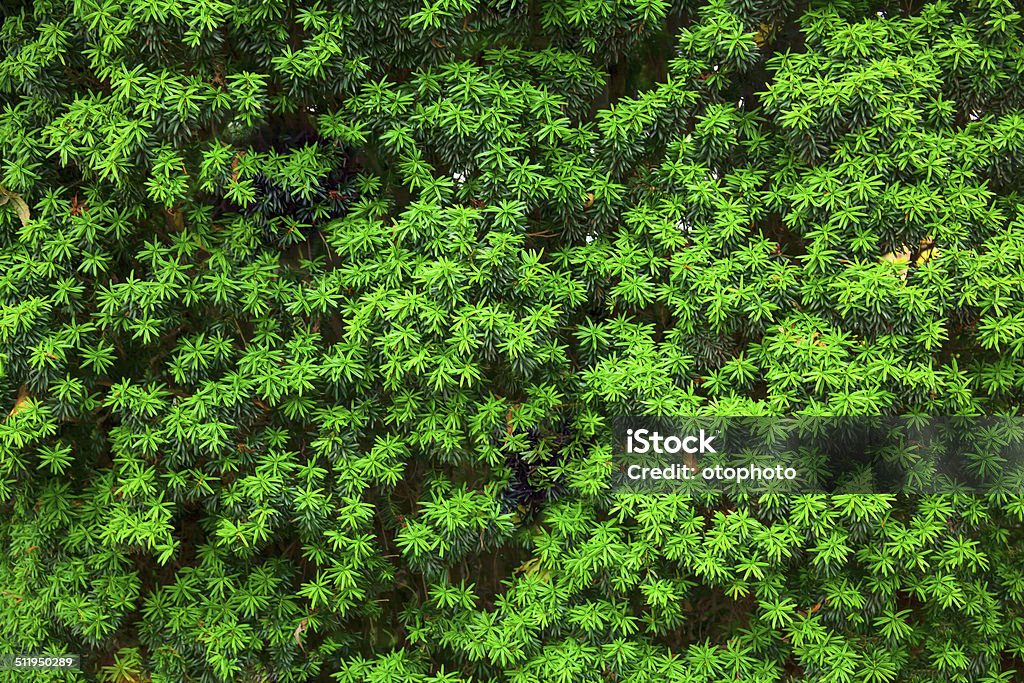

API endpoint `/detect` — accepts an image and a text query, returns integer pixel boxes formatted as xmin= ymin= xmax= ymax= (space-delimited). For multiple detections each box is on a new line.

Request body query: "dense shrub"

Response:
xmin=1 ymin=0 xmax=1024 ymax=681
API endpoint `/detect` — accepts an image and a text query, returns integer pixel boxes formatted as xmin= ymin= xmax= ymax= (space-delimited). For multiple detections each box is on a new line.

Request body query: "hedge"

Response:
xmin=1 ymin=0 xmax=1024 ymax=680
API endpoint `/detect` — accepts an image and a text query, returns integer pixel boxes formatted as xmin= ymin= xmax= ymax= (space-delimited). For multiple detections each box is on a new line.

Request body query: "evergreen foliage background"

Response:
xmin=1 ymin=0 xmax=1024 ymax=680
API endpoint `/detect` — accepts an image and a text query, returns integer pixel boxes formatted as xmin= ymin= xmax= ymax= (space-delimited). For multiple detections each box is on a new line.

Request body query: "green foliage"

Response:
xmin=2 ymin=0 xmax=1024 ymax=680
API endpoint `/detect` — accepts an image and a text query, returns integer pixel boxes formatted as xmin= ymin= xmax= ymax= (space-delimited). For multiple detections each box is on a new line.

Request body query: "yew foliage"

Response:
xmin=1 ymin=0 xmax=1024 ymax=681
